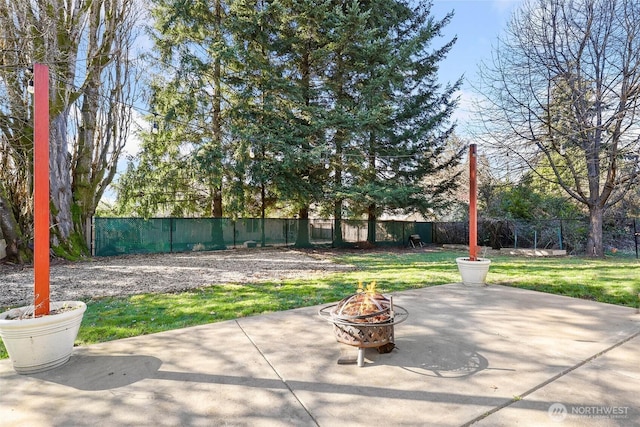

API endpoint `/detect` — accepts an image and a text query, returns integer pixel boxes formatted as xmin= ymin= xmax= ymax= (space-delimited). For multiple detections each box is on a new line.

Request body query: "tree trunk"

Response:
xmin=333 ymin=160 xmax=343 ymax=247
xmin=72 ymin=81 xmax=99 ymax=252
xmin=0 ymin=190 xmax=26 ymax=263
xmin=260 ymin=183 xmax=266 ymax=247
xmin=367 ymin=203 xmax=376 ymax=245
xmin=295 ymin=206 xmax=312 ymax=248
xmin=333 ymin=121 xmax=344 ymax=247
xmin=209 ymin=0 xmax=226 ymax=249
xmin=333 ymin=201 xmax=343 ymax=247
xmin=49 ymin=111 xmax=75 ymax=250
xmin=366 ymin=128 xmax=377 ymax=245
xmin=586 ymin=204 xmax=605 ymax=257
xmin=210 ymin=185 xmax=226 ymax=248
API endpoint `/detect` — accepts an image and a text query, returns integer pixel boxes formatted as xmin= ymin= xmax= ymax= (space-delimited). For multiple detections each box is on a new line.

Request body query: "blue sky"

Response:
xmin=429 ymin=0 xmax=524 ymax=131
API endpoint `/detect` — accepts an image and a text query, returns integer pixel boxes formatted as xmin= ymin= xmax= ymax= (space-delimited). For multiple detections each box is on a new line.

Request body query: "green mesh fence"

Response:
xmin=94 ymin=218 xmax=171 ymax=256
xmin=93 ymin=218 xmax=431 ymax=256
xmin=94 ymin=216 xmax=638 ymax=257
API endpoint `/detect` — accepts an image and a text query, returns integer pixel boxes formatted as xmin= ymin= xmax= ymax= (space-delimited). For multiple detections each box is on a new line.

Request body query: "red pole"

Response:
xmin=469 ymin=144 xmax=478 ymax=261
xmin=34 ymin=63 xmax=50 ymax=317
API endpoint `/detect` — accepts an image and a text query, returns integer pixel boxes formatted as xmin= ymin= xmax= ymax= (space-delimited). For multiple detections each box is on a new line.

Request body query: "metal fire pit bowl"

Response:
xmin=318 ymin=295 xmax=408 ymax=367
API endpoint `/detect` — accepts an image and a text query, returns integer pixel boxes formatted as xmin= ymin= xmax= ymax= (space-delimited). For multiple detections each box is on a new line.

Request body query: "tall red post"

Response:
xmin=33 ymin=63 xmax=50 ymax=317
xmin=469 ymin=144 xmax=478 ymax=261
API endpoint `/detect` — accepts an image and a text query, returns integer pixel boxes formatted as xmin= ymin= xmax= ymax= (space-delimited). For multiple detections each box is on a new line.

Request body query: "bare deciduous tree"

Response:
xmin=0 ymin=0 xmax=143 ymax=260
xmin=476 ymin=0 xmax=640 ymax=257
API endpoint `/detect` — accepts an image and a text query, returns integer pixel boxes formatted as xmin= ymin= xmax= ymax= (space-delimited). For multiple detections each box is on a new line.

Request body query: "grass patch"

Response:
xmin=1 ymin=250 xmax=639 ymax=360
xmin=488 ymin=253 xmax=640 ymax=307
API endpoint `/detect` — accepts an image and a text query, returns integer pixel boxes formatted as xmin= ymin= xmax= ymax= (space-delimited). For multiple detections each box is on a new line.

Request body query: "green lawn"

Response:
xmin=1 ymin=250 xmax=639 ymax=360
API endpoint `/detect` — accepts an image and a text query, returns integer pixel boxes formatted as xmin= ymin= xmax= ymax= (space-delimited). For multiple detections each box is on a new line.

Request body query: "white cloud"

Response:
xmin=492 ymin=0 xmax=523 ymax=14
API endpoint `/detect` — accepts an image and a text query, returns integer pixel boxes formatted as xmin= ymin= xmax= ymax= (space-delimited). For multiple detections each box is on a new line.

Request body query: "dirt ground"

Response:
xmin=0 ymin=247 xmax=358 ymax=309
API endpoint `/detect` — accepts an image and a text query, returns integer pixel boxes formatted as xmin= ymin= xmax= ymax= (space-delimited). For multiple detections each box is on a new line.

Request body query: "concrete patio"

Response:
xmin=1 ymin=284 xmax=639 ymax=426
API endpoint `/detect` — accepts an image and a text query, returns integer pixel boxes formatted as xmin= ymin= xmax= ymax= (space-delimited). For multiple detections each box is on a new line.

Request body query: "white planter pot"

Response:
xmin=0 ymin=301 xmax=86 ymax=374
xmin=456 ymin=257 xmax=491 ymax=286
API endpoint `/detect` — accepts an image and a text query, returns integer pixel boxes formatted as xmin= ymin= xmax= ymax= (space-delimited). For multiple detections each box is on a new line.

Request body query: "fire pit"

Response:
xmin=319 ymin=283 xmax=408 ymax=367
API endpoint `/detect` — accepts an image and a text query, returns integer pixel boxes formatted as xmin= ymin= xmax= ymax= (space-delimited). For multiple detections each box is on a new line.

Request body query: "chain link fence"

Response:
xmin=434 ymin=218 xmax=638 ymax=255
xmin=434 ymin=219 xmax=580 ymax=251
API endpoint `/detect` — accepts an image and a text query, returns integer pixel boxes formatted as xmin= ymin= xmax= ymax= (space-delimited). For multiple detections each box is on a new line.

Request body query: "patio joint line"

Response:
xmin=235 ymin=319 xmax=320 ymax=427
xmin=462 ymin=328 xmax=640 ymax=426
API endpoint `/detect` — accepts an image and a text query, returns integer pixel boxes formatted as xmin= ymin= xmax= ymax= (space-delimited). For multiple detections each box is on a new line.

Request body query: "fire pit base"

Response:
xmin=357 ymin=347 xmax=365 ymax=367
xmin=318 ymin=303 xmax=408 ymax=367
xmin=336 ymin=349 xmax=368 ymax=367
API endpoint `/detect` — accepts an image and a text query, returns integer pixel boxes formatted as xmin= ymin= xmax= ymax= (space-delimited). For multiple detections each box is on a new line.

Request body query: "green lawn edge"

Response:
xmin=1 ymin=250 xmax=639 ymax=360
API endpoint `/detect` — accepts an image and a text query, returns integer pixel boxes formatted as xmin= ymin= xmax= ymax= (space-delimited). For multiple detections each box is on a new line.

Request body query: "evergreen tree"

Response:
xmin=227 ymin=0 xmax=297 ymax=244
xmin=322 ymin=0 xmax=378 ymax=246
xmin=118 ymin=0 xmax=234 ymax=246
xmin=276 ymin=0 xmax=333 ymax=247
xmin=343 ymin=0 xmax=462 ymax=244
xmin=114 ymin=0 xmax=463 ymax=252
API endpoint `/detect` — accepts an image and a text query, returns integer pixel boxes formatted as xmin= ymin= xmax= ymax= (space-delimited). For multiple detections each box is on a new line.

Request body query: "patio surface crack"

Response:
xmin=236 ymin=319 xmax=320 ymax=427
xmin=463 ymin=329 xmax=640 ymax=426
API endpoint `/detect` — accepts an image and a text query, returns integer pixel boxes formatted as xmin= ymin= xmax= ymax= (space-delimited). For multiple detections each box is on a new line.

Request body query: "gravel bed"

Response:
xmin=0 ymin=248 xmax=356 ymax=309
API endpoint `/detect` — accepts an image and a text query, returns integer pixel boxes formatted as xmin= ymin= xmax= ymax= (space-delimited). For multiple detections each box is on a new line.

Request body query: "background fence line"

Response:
xmin=92 ymin=217 xmax=639 ymax=257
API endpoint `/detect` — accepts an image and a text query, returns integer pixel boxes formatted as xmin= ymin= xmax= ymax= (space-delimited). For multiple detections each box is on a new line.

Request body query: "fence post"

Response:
xmin=331 ymin=220 xmax=334 ymax=247
xmin=433 ymin=222 xmax=437 ymax=244
xmin=403 ymin=222 xmax=406 ymax=246
xmin=89 ymin=217 xmax=95 ymax=256
xmin=634 ymin=218 xmax=638 ymax=259
xmin=558 ymin=219 xmax=563 ymax=250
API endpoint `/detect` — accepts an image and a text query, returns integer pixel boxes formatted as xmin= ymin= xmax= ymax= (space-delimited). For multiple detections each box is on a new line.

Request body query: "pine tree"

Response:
xmin=227 ymin=0 xmax=297 ymax=244
xmin=115 ymin=0 xmax=463 ymax=252
xmin=276 ymin=0 xmax=333 ymax=247
xmin=341 ymin=0 xmax=462 ymax=244
xmin=322 ymin=0 xmax=378 ymax=245
xmin=118 ymin=0 xmax=234 ymax=246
